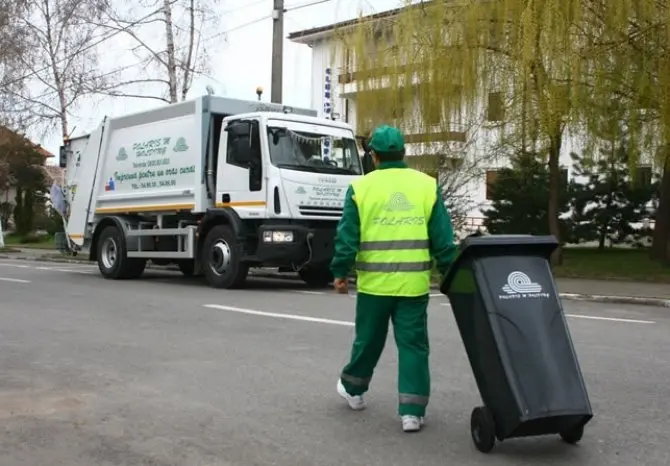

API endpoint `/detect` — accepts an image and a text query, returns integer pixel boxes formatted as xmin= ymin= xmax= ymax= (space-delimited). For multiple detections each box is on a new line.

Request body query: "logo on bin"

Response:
xmin=499 ymin=271 xmax=549 ymax=300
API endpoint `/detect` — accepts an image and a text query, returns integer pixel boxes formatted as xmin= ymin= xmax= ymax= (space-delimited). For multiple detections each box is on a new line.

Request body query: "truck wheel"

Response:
xmin=202 ymin=225 xmax=248 ymax=288
xmin=298 ymin=266 xmax=333 ymax=288
xmin=97 ymin=225 xmax=146 ymax=279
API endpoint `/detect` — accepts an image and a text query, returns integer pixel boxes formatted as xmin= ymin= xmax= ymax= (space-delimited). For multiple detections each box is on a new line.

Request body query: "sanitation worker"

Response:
xmin=330 ymin=124 xmax=458 ymax=433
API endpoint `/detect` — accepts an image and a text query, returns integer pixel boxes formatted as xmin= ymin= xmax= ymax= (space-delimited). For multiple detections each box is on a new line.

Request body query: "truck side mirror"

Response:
xmin=248 ymin=121 xmax=262 ymax=192
xmin=59 ymin=146 xmax=68 ymax=168
xmin=226 ymin=121 xmax=251 ymax=137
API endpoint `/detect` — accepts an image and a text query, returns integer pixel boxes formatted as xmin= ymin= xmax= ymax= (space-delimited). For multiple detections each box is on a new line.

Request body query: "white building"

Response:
xmin=287 ymin=7 xmax=654 ymax=235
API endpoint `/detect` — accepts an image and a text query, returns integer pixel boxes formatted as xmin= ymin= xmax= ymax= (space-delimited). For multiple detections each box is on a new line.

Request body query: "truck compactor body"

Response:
xmin=57 ymin=96 xmax=363 ymax=288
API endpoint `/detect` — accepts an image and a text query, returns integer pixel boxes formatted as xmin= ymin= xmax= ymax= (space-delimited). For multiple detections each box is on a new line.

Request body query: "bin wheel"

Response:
xmin=560 ymin=424 xmax=584 ymax=445
xmin=470 ymin=406 xmax=496 ymax=453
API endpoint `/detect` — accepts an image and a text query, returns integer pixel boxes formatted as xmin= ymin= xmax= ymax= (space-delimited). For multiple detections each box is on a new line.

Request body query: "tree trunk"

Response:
xmin=599 ymin=156 xmax=615 ymax=250
xmin=180 ymin=0 xmax=196 ymax=101
xmin=650 ymin=152 xmax=670 ymax=263
xmin=548 ymin=133 xmax=563 ymax=265
xmin=162 ymin=0 xmax=178 ymax=103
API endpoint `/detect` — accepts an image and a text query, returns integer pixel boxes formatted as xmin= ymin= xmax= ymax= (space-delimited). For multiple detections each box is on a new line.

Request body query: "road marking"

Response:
xmin=203 ymin=304 xmax=354 ymax=327
xmin=35 ymin=266 xmax=93 ymax=274
xmin=430 ymin=293 xmax=443 ymax=297
xmin=0 ymin=277 xmax=30 ymax=283
xmin=565 ymin=314 xmax=654 ymax=324
xmin=438 ymin=303 xmax=653 ymax=324
xmin=0 ymin=263 xmax=29 ymax=268
xmin=292 ymin=290 xmax=324 ymax=295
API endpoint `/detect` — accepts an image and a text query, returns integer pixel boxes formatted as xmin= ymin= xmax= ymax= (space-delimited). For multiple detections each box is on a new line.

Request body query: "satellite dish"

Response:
xmin=206 ymin=85 xmax=215 ymax=95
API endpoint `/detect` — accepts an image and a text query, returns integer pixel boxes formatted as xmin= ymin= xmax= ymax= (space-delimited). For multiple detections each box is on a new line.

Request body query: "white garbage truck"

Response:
xmin=57 ymin=96 xmax=363 ymax=288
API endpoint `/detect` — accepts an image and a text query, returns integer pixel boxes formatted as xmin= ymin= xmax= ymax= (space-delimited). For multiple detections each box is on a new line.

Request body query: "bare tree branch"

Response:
xmin=101 ymin=0 xmax=220 ymax=103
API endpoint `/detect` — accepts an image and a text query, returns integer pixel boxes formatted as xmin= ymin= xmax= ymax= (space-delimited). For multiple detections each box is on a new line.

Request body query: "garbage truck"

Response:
xmin=56 ymin=96 xmax=363 ymax=288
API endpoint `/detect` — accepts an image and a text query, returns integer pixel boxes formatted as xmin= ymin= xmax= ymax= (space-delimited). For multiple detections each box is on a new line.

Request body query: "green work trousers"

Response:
xmin=340 ymin=292 xmax=430 ymax=417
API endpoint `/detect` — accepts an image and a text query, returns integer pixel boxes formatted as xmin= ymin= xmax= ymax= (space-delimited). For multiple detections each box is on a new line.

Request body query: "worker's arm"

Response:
xmin=428 ymin=185 xmax=459 ymax=276
xmin=330 ymin=185 xmax=360 ymax=279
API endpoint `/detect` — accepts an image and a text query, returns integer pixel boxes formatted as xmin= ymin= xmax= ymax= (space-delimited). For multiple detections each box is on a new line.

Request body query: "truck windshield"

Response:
xmin=266 ymin=125 xmax=362 ymax=175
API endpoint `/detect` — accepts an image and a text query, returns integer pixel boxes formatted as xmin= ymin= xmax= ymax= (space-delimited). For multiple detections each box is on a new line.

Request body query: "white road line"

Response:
xmin=430 ymin=293 xmax=443 ymax=297
xmin=565 ymin=314 xmax=654 ymax=324
xmin=0 ymin=263 xmax=29 ymax=268
xmin=291 ymin=290 xmax=324 ymax=295
xmin=438 ymin=303 xmax=653 ymax=324
xmin=0 ymin=277 xmax=30 ymax=283
xmin=204 ymin=304 xmax=654 ymax=327
xmin=36 ymin=266 xmax=93 ymax=274
xmin=203 ymin=304 xmax=354 ymax=327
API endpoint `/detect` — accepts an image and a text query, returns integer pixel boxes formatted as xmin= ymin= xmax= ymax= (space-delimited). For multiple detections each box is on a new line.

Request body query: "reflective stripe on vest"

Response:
xmin=351 ymin=168 xmax=437 ymax=297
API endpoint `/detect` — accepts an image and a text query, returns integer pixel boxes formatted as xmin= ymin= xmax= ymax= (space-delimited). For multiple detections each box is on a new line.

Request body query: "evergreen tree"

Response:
xmin=483 ymin=151 xmax=570 ymax=237
xmin=569 ymin=147 xmax=657 ymax=249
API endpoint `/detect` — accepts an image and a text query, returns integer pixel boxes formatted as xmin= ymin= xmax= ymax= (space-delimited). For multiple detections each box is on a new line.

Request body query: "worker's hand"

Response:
xmin=333 ymin=277 xmax=349 ymax=294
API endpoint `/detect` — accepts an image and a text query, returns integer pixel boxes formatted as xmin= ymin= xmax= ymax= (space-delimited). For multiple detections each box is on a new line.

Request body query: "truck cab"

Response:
xmin=208 ymin=111 xmax=362 ymax=286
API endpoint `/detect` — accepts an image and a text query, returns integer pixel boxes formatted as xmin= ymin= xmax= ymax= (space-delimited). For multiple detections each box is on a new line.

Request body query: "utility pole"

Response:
xmin=271 ymin=0 xmax=284 ymax=103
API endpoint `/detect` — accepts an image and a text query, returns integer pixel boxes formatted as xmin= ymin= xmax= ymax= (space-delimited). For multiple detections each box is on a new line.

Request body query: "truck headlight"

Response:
xmin=262 ymin=230 xmax=294 ymax=242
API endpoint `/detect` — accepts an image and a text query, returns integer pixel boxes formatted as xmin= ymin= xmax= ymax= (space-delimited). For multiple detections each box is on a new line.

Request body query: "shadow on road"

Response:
xmin=128 ymin=269 xmax=322 ymax=292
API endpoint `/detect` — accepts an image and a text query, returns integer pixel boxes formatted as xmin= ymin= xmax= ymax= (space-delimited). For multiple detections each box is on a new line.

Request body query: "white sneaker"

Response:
xmin=401 ymin=415 xmax=425 ymax=432
xmin=337 ymin=379 xmax=366 ymax=410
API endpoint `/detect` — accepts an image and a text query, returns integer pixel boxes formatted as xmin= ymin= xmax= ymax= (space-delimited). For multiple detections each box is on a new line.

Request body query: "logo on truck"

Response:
xmin=499 ymin=271 xmax=549 ymax=300
xmin=173 ymin=137 xmax=189 ymax=152
xmin=116 ymin=147 xmax=128 ymax=161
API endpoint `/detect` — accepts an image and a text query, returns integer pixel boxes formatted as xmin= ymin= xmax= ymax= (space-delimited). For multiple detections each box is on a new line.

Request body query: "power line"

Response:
xmin=285 ymin=0 xmax=332 ymax=12
xmin=221 ymin=0 xmax=268 ymax=14
xmin=3 ymin=1 xmax=181 ymax=89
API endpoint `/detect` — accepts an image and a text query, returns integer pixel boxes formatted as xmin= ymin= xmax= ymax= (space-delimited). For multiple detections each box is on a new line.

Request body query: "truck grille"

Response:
xmin=298 ymin=205 xmax=343 ymax=217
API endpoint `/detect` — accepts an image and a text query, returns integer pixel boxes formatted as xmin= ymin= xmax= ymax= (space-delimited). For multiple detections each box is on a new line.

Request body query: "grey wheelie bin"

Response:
xmin=440 ymin=234 xmax=593 ymax=453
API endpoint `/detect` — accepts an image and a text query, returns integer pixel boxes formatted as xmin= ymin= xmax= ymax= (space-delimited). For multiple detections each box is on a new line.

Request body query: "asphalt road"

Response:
xmin=1 ymin=259 xmax=669 ymax=466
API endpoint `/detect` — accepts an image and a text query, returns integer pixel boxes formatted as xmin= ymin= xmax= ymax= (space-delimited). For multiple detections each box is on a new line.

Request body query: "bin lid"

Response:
xmin=439 ymin=234 xmax=559 ymax=295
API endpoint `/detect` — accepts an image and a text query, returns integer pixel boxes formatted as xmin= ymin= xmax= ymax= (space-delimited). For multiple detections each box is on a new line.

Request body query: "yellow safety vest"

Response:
xmin=352 ymin=168 xmax=437 ymax=297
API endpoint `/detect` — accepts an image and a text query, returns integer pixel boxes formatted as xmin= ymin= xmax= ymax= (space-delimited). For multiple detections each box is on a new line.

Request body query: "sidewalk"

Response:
xmin=1 ymin=248 xmax=669 ymax=307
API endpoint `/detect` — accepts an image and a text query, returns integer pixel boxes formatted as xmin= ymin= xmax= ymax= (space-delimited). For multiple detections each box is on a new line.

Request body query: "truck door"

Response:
xmin=216 ymin=118 xmax=266 ymax=217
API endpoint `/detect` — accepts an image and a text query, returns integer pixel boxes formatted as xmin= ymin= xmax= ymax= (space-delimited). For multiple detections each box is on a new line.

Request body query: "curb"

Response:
xmin=2 ymin=254 xmax=669 ymax=308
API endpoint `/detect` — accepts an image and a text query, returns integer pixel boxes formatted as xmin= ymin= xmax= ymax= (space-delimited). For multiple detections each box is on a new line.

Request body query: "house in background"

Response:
xmin=287 ymin=6 xmax=655 ymax=234
xmin=0 ymin=125 xmax=55 ymax=229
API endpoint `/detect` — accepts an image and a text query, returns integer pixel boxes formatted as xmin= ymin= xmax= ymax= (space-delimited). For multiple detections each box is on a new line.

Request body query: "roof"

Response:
xmin=287 ymin=4 xmax=410 ymax=44
xmin=0 ymin=125 xmax=54 ymax=158
xmin=43 ymin=165 xmax=65 ymax=183
xmin=35 ymin=145 xmax=54 ymax=158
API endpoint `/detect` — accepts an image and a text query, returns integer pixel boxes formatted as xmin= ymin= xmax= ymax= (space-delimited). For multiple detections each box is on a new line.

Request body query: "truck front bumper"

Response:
xmin=255 ymin=224 xmax=335 ymax=267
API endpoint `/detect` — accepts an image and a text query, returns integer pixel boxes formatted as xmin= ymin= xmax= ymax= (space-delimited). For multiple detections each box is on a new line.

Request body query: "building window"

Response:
xmin=343 ymin=46 xmax=352 ymax=72
xmin=635 ymin=165 xmax=653 ymax=186
xmin=485 ymin=170 xmax=498 ymax=199
xmin=391 ymin=99 xmax=405 ymax=120
xmin=486 ymin=92 xmax=504 ymax=122
xmin=422 ymin=94 xmax=442 ymax=126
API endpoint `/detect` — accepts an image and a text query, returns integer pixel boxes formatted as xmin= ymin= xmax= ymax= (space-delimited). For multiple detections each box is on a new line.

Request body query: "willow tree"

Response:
xmin=573 ymin=0 xmax=670 ymax=263
xmin=340 ymin=0 xmax=670 ymax=263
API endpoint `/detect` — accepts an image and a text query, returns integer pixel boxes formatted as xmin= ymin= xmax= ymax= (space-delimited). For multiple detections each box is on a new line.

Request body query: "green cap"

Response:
xmin=368 ymin=125 xmax=405 ymax=153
